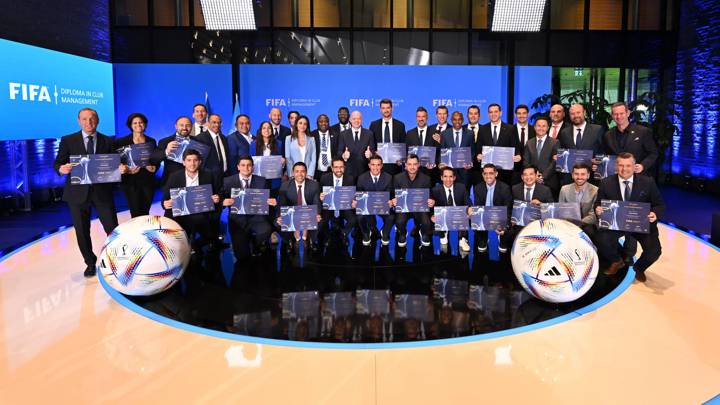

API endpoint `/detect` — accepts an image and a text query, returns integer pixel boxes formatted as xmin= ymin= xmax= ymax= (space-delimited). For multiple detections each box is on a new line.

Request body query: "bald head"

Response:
xmin=550 ymin=104 xmax=565 ymax=124
xmin=350 ymin=110 xmax=363 ymax=129
xmin=269 ymin=108 xmax=282 ymax=126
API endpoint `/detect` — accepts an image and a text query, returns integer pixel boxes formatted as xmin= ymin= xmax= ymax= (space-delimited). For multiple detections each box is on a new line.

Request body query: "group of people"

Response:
xmin=54 ymin=99 xmax=665 ymax=283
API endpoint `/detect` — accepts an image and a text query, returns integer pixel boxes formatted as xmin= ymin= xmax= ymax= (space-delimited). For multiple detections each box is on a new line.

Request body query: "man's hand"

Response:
xmin=476 ymin=153 xmax=483 ymax=162
xmin=165 ymin=140 xmax=179 ymax=156
xmin=59 ymin=164 xmax=73 ymax=175
xmin=119 ymin=164 xmax=129 ymax=174
xmin=634 ymin=163 xmax=644 ymax=173
xmin=428 ymin=199 xmax=435 ymax=208
xmin=432 ymin=133 xmax=441 ymax=143
xmin=223 ymin=198 xmax=234 ymax=207
xmin=342 ymin=147 xmax=350 ymax=161
xmin=390 ymin=198 xmax=397 ymax=207
xmin=145 ymin=165 xmax=157 ymax=173
xmin=648 ymin=211 xmax=657 ymax=223
xmin=531 ymin=199 xmax=542 ymax=205
xmin=268 ymin=198 xmax=277 ymax=206
xmin=319 ymin=192 xmax=325 ymax=201
xmin=595 ymin=206 xmax=604 ymax=216
xmin=364 ymin=146 xmax=372 ymax=159
xmin=512 ymin=154 xmax=521 ymax=163
xmin=211 ymin=194 xmax=220 ymax=204
xmin=162 ymin=199 xmax=173 ymax=209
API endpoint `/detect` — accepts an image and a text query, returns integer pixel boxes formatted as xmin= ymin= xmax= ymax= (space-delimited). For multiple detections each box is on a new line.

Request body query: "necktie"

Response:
xmin=525 ymin=187 xmax=532 ymax=202
xmin=520 ymin=127 xmax=526 ymax=146
xmin=241 ymin=178 xmax=248 ymax=189
xmin=215 ymin=136 xmax=224 ymax=172
xmin=297 ymin=185 xmax=303 ymax=206
xmin=471 ymin=125 xmax=477 ymax=142
xmin=485 ymin=187 xmax=493 ymax=207
xmin=354 ymin=131 xmax=359 ymax=143
xmin=384 ymin=121 xmax=391 ymax=143
xmin=334 ymin=178 xmax=341 ymax=217
xmin=455 ymin=131 xmax=460 ymax=147
xmin=321 ymin=135 xmax=329 ymax=167
xmin=492 ymin=126 xmax=498 ymax=144
xmin=274 ymin=127 xmax=279 ymax=138
xmin=552 ymin=125 xmax=558 ymax=138
xmin=419 ymin=129 xmax=425 ymax=145
xmin=537 ymin=138 xmax=544 ymax=154
xmin=86 ymin=135 xmax=94 ymax=154
xmin=623 ymin=180 xmax=631 ymax=201
xmin=576 ymin=128 xmax=582 ymax=147
xmin=447 ymin=189 xmax=454 ymax=206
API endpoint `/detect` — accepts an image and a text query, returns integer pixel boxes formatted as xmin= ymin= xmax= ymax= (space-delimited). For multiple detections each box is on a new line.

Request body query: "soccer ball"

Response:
xmin=511 ymin=218 xmax=598 ymax=303
xmin=98 ymin=215 xmax=190 ymax=296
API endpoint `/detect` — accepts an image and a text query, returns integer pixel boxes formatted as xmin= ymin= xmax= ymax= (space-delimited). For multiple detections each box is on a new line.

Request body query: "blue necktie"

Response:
xmin=384 ymin=121 xmax=391 ymax=143
xmin=575 ymin=128 xmax=582 ymax=147
xmin=486 ymin=186 xmax=493 ymax=207
xmin=623 ymin=180 xmax=631 ymax=201
xmin=86 ymin=135 xmax=94 ymax=154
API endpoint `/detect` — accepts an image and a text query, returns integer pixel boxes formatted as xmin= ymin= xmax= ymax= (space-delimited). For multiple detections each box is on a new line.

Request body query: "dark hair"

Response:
xmin=488 ymin=103 xmax=502 ymax=111
xmin=534 ymin=116 xmax=551 ymax=126
xmin=317 ymin=114 xmax=329 ymax=124
xmin=440 ymin=166 xmax=455 ymax=176
xmin=291 ymin=115 xmax=310 ymax=140
xmin=515 ymin=104 xmax=529 ymax=113
xmin=482 ymin=163 xmax=498 ymax=172
xmin=235 ymin=114 xmax=250 ymax=124
xmin=467 ymin=105 xmax=480 ymax=113
xmin=338 ymin=106 xmax=349 ymax=113
xmin=292 ymin=161 xmax=307 ymax=171
xmin=416 ymin=106 xmax=428 ymax=114
xmin=406 ymin=153 xmax=420 ymax=163
xmin=288 ymin=110 xmax=300 ymax=120
xmin=617 ymin=152 xmax=636 ymax=161
xmin=611 ymin=101 xmax=629 ymax=111
xmin=183 ymin=148 xmax=202 ymax=160
xmin=331 ymin=157 xmax=345 ymax=166
xmin=176 ymin=115 xmax=192 ymax=124
xmin=369 ymin=153 xmax=384 ymax=164
xmin=237 ymin=155 xmax=254 ymax=166
xmin=451 ymin=111 xmax=464 ymax=120
xmin=522 ymin=164 xmax=539 ymax=174
xmin=192 ymin=103 xmax=207 ymax=112
xmin=435 ymin=105 xmax=449 ymax=113
xmin=572 ymin=162 xmax=591 ymax=173
xmin=571 ymin=103 xmax=586 ymax=112
xmin=126 ymin=112 xmax=148 ymax=130
xmin=380 ymin=98 xmax=393 ymax=107
xmin=255 ymin=121 xmax=278 ymax=155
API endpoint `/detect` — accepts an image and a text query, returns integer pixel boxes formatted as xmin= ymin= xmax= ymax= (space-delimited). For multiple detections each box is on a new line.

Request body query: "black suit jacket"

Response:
xmin=152 ymin=133 xmax=213 ymax=186
xmin=431 ymin=183 xmax=470 ymax=206
xmin=336 ymin=127 xmax=376 ymax=177
xmin=312 ymin=129 xmax=338 ymax=172
xmin=512 ymin=124 xmax=535 ymax=172
xmin=54 ymin=131 xmax=117 ymax=204
xmin=221 ymin=173 xmax=269 ymax=198
xmin=477 ymin=123 xmax=516 ymax=171
xmin=601 ymin=124 xmax=658 ymax=175
xmin=356 ymin=171 xmax=393 ymax=194
xmin=319 ymin=172 xmax=356 ymax=187
xmin=115 ymin=134 xmax=158 ymax=188
xmin=406 ymin=127 xmax=439 ymax=147
xmin=197 ymin=131 xmax=230 ymax=178
xmin=512 ymin=183 xmax=554 ymax=203
xmin=162 ymin=169 xmax=221 ymax=217
xmin=393 ymin=171 xmax=432 ymax=189
xmin=595 ymin=174 xmax=665 ymax=219
xmin=473 ymin=180 xmax=513 ymax=210
xmin=370 ymin=118 xmax=407 ymax=144
xmin=330 ymin=122 xmax=350 ymax=137
xmin=278 ymin=178 xmax=322 ymax=207
xmin=558 ymin=123 xmax=604 ymax=155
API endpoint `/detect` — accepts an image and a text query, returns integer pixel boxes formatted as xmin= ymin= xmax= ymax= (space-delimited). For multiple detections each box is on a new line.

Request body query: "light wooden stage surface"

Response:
xmin=0 ymin=214 xmax=718 ymax=404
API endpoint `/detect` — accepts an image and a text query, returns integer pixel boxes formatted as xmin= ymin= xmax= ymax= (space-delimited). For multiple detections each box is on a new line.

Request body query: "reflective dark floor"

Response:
xmin=129 ymin=225 xmax=628 ymax=343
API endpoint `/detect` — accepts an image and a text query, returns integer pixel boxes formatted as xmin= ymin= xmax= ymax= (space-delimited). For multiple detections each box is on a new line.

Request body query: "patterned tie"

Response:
xmin=321 ymin=134 xmax=329 ymax=167
xmin=447 ymin=189 xmax=454 ymax=206
xmin=86 ymin=135 xmax=94 ymax=154
xmin=525 ymin=187 xmax=532 ymax=202
xmin=297 ymin=184 xmax=303 ymax=206
xmin=623 ymin=180 xmax=631 ymax=201
xmin=241 ymin=178 xmax=248 ymax=189
xmin=576 ymin=128 xmax=582 ymax=147
xmin=537 ymin=138 xmax=544 ymax=154
xmin=492 ymin=125 xmax=498 ymax=145
xmin=384 ymin=121 xmax=391 ymax=143
xmin=471 ymin=126 xmax=477 ymax=142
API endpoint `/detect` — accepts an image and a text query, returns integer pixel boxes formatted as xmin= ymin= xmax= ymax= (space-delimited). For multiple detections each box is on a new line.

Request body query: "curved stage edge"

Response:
xmin=0 ymin=211 xmax=719 ymax=404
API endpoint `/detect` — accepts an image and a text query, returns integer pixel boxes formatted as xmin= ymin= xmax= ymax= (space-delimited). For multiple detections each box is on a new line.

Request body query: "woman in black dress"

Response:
xmin=115 ymin=113 xmax=157 ymax=217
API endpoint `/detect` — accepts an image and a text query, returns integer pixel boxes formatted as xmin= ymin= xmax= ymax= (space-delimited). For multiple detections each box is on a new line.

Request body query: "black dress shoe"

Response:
xmin=83 ymin=265 xmax=96 ymax=278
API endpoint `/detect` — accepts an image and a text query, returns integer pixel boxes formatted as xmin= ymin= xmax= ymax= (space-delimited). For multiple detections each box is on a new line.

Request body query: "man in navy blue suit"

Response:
xmin=226 ymin=114 xmax=254 ymax=174
xmin=440 ymin=111 xmax=475 ymax=189
xmin=594 ymin=152 xmax=665 ymax=282
xmin=370 ymin=98 xmax=406 ymax=175
xmin=472 ymin=164 xmax=513 ymax=253
xmin=354 ymin=154 xmax=395 ymax=246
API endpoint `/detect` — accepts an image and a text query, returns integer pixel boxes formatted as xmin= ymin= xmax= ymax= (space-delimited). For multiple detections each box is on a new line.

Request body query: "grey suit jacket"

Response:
xmin=523 ymin=136 xmax=559 ymax=182
xmin=558 ymin=182 xmax=598 ymax=224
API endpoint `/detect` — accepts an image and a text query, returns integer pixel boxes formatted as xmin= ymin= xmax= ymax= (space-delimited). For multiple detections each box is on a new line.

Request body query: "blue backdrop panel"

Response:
xmin=113 ymin=64 xmax=233 ymax=139
xmin=239 ymin=65 xmax=509 ymax=130
xmin=0 ymin=38 xmax=115 ymax=140
xmin=514 ymin=66 xmax=553 ymax=119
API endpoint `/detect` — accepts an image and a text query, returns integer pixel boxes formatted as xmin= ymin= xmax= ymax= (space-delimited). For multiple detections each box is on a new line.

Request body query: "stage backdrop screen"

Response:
xmin=113 ymin=64 xmax=233 ymax=139
xmin=239 ymin=65 xmax=512 ymax=130
xmin=0 ymin=38 xmax=115 ymax=140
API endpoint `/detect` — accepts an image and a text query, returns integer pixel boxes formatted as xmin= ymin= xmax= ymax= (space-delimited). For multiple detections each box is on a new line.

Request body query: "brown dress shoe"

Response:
xmin=635 ymin=271 xmax=647 ymax=282
xmin=603 ymin=259 xmax=625 ymax=276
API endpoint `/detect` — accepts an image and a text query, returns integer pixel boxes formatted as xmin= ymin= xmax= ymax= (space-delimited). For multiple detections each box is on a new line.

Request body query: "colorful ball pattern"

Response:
xmin=511 ymin=218 xmax=598 ymax=303
xmin=99 ymin=215 xmax=190 ymax=296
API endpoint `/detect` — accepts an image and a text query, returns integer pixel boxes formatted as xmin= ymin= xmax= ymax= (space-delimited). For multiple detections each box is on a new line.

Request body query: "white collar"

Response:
xmin=573 ymin=122 xmax=587 ymax=132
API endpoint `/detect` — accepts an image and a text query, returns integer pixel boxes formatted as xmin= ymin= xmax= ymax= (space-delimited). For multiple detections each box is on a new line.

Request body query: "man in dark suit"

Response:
xmin=427 ymin=105 xmax=450 ymax=146
xmin=201 ymin=114 xmax=231 ymax=178
xmin=226 ymin=114 xmax=254 ymax=175
xmin=277 ymin=162 xmax=323 ymax=253
xmin=463 ymin=104 xmax=482 ymax=145
xmin=190 ymin=103 xmax=208 ymax=136
xmin=549 ymin=103 xmax=569 ymax=140
xmin=54 ymin=108 xmax=123 ymax=277
xmin=262 ymin=107 xmax=291 ymax=140
xmin=392 ymin=154 xmax=434 ymax=248
xmin=407 ymin=106 xmax=440 ymax=184
xmin=440 ymin=111 xmax=475 ymax=189
xmin=354 ymin=154 xmax=395 ymax=246
xmin=337 ymin=110 xmax=376 ymax=178
xmin=558 ymin=103 xmax=604 ymax=186
xmin=475 ymin=103 xmax=519 ymax=187
xmin=161 ymin=149 xmax=222 ymax=252
xmin=330 ymin=106 xmax=350 ymax=136
xmin=594 ymin=152 xmax=665 ymax=282
xmin=431 ymin=167 xmax=471 ymax=252
xmin=472 ymin=164 xmax=513 ymax=253
xmin=512 ymin=104 xmax=536 ymax=185
xmin=502 ymin=164 xmax=554 ymax=251
xmin=523 ymin=116 xmax=560 ymax=198
xmin=152 ymin=116 xmax=213 ymax=187
xmin=602 ymin=102 xmax=659 ymax=176
xmin=313 ymin=114 xmax=337 ymax=180
xmin=318 ymin=157 xmax=357 ymax=246
xmin=370 ymin=98 xmax=406 ymax=176
xmin=221 ymin=156 xmax=276 ymax=260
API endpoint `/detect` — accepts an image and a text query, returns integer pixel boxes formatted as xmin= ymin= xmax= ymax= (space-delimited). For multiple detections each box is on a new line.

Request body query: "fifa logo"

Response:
xmin=265 ymin=98 xmax=287 ymax=106
xmin=9 ymin=82 xmax=52 ymax=103
xmin=432 ymin=99 xmax=454 ymax=107
xmin=349 ymin=98 xmax=371 ymax=107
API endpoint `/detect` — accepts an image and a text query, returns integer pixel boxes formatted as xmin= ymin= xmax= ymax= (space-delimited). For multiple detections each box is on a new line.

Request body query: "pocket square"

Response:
xmin=634 ymin=137 xmax=640 ymax=141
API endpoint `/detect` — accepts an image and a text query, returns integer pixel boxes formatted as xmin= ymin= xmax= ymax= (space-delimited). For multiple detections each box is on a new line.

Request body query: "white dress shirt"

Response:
xmin=382 ymin=119 xmax=394 ymax=143
xmin=619 ymin=175 xmax=634 ymax=201
xmin=296 ymin=181 xmax=306 ymax=205
xmin=185 ymin=172 xmax=199 ymax=187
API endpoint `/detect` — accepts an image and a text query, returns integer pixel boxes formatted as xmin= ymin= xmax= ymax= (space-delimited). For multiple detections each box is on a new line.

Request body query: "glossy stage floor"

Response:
xmin=1 ymin=208 xmax=719 ymax=404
